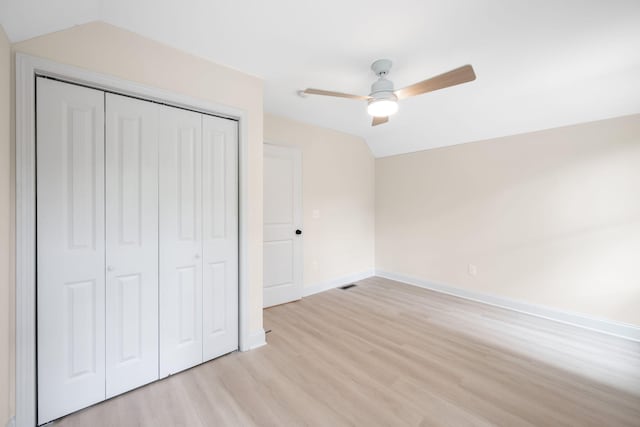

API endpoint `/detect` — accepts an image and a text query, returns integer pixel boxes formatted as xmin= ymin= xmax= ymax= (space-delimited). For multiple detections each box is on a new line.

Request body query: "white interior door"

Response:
xmin=263 ymin=144 xmax=303 ymax=307
xmin=202 ymin=115 xmax=239 ymax=361
xmin=36 ymin=77 xmax=106 ymax=424
xmin=105 ymin=93 xmax=159 ymax=398
xmin=159 ymin=105 xmax=203 ymax=377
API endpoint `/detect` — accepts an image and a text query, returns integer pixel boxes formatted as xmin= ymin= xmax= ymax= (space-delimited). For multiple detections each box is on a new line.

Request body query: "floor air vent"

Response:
xmin=339 ymin=284 xmax=357 ymax=290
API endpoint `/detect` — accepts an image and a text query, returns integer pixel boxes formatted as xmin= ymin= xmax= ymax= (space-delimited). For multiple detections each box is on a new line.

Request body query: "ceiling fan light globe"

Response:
xmin=367 ymin=99 xmax=398 ymax=117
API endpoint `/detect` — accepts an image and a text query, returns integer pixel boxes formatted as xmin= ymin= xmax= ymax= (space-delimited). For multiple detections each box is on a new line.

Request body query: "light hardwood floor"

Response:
xmin=57 ymin=277 xmax=640 ymax=426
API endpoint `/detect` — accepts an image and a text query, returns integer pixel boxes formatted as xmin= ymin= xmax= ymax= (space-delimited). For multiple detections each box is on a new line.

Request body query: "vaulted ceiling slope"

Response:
xmin=2 ymin=0 xmax=640 ymax=157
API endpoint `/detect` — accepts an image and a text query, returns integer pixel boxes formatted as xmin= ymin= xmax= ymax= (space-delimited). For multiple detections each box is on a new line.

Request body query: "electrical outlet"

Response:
xmin=468 ymin=264 xmax=477 ymax=276
xmin=312 ymin=209 xmax=320 ymax=219
xmin=312 ymin=260 xmax=319 ymax=270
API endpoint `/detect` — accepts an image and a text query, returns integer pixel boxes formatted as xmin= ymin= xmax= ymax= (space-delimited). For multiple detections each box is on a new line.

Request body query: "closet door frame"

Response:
xmin=15 ymin=53 xmax=259 ymax=427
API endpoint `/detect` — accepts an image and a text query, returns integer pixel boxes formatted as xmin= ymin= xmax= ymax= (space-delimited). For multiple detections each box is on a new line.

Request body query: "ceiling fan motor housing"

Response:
xmin=370 ymin=59 xmax=396 ymax=102
xmin=370 ymin=78 xmax=397 ymax=102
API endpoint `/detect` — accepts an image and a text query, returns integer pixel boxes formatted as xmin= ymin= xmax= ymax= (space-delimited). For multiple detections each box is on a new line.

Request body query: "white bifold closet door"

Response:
xmin=37 ymin=77 xmax=239 ymax=423
xmin=159 ymin=107 xmax=239 ymax=377
xmin=159 ymin=105 xmax=204 ymax=376
xmin=201 ymin=115 xmax=238 ymax=361
xmin=36 ymin=78 xmax=106 ymax=424
xmin=105 ymin=93 xmax=160 ymax=398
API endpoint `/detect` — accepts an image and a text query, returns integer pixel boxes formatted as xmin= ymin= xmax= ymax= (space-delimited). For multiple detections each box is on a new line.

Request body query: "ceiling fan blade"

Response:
xmin=372 ymin=116 xmax=389 ymax=126
xmin=303 ymin=88 xmax=371 ymax=100
xmin=394 ymin=65 xmax=476 ymax=100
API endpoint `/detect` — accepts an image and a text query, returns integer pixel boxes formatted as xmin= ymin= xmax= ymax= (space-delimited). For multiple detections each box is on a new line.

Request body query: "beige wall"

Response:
xmin=264 ymin=113 xmax=375 ymax=289
xmin=1 ymin=24 xmax=12 ymax=427
xmin=376 ymin=114 xmax=640 ymax=326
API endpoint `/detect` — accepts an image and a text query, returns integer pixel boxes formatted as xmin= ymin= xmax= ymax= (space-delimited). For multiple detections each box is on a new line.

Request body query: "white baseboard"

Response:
xmin=376 ymin=270 xmax=640 ymax=342
xmin=5 ymin=416 xmax=15 ymax=427
xmin=245 ymin=329 xmax=267 ymax=350
xmin=303 ymin=270 xmax=375 ymax=297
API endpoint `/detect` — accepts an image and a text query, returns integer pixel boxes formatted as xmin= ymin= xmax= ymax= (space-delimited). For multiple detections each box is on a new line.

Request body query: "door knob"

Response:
xmin=195 ymin=254 xmax=201 ymax=259
xmin=107 ymin=265 xmax=114 ymax=272
xmin=295 ymin=229 xmax=302 ymax=235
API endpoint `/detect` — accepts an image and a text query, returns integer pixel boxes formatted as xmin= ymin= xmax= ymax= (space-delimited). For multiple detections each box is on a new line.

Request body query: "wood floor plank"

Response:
xmin=56 ymin=277 xmax=640 ymax=426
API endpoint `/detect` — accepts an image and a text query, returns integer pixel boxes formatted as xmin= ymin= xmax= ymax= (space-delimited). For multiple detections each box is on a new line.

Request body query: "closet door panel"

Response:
xmin=105 ymin=93 xmax=159 ymax=398
xmin=159 ymin=106 xmax=203 ymax=377
xmin=202 ymin=116 xmax=239 ymax=361
xmin=36 ymin=78 xmax=106 ymax=425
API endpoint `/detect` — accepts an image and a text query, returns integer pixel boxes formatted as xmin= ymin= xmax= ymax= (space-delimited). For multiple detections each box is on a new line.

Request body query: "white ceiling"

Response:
xmin=3 ymin=0 xmax=640 ymax=157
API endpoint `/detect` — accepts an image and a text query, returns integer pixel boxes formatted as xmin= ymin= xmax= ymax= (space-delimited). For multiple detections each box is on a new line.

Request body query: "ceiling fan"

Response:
xmin=300 ymin=59 xmax=476 ymax=126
